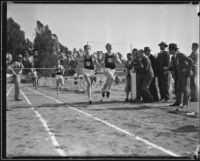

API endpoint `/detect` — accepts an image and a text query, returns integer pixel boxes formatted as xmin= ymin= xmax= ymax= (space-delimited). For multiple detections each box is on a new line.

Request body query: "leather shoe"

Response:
xmin=169 ymin=102 xmax=180 ymax=106
xmin=15 ymin=98 xmax=22 ymax=101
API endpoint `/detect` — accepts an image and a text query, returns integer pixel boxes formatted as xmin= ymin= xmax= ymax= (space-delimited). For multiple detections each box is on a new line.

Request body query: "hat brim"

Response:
xmin=169 ymin=47 xmax=179 ymax=50
xmin=158 ymin=43 xmax=168 ymax=47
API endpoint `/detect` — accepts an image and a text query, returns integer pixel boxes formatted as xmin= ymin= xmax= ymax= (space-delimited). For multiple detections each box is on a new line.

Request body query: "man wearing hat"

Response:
xmin=189 ymin=43 xmax=199 ymax=102
xmin=163 ymin=43 xmax=194 ymax=111
xmin=144 ymin=47 xmax=159 ymax=102
xmin=157 ymin=41 xmax=170 ymax=102
xmin=8 ymin=54 xmax=24 ymax=101
xmin=133 ymin=49 xmax=154 ymax=103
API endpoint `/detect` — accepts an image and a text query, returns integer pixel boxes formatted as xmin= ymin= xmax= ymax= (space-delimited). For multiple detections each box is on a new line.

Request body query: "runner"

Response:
xmin=31 ymin=63 xmax=38 ymax=89
xmin=98 ymin=43 xmax=122 ymax=102
xmin=55 ymin=59 xmax=65 ymax=95
xmin=73 ymin=44 xmax=99 ymax=104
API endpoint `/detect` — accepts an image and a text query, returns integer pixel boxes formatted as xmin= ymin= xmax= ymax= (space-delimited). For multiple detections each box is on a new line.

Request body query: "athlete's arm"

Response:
xmin=114 ymin=53 xmax=122 ymax=65
xmin=8 ymin=62 xmax=17 ymax=75
xmin=97 ymin=53 xmax=105 ymax=65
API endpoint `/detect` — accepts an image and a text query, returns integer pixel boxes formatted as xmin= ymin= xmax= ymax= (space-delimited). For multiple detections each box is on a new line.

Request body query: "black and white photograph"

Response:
xmin=2 ymin=1 xmax=200 ymax=159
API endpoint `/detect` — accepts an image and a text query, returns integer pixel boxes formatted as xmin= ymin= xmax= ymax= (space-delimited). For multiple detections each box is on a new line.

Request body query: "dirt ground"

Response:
xmin=6 ymin=83 xmax=199 ymax=159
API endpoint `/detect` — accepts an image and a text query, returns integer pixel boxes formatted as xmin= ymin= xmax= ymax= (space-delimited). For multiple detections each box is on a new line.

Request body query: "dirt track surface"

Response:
xmin=6 ymin=83 xmax=199 ymax=158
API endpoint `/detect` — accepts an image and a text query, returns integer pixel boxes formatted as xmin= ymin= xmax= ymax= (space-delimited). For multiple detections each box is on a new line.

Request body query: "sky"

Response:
xmin=7 ymin=3 xmax=199 ymax=58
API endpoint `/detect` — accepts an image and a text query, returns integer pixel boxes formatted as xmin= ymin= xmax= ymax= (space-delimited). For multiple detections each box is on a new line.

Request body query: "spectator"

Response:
xmin=144 ymin=47 xmax=159 ymax=102
xmin=132 ymin=48 xmax=142 ymax=102
xmin=124 ymin=53 xmax=133 ymax=102
xmin=157 ymin=41 xmax=171 ymax=102
xmin=189 ymin=43 xmax=199 ymax=102
xmin=163 ymin=43 xmax=194 ymax=111
xmin=7 ymin=54 xmax=24 ymax=101
xmin=135 ymin=49 xmax=154 ymax=103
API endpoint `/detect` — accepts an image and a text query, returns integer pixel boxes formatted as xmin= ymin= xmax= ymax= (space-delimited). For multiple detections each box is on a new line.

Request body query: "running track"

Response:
xmin=6 ymin=83 xmax=199 ymax=158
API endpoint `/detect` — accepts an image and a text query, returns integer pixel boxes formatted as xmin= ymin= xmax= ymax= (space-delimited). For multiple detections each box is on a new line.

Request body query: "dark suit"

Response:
xmin=148 ymin=54 xmax=159 ymax=101
xmin=135 ymin=55 xmax=154 ymax=102
xmin=157 ymin=50 xmax=170 ymax=100
xmin=169 ymin=52 xmax=194 ymax=105
xmin=8 ymin=61 xmax=24 ymax=100
xmin=170 ymin=55 xmax=178 ymax=96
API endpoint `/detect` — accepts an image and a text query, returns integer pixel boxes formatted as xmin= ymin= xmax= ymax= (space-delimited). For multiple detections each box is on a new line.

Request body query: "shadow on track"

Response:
xmin=171 ymin=125 xmax=199 ymax=133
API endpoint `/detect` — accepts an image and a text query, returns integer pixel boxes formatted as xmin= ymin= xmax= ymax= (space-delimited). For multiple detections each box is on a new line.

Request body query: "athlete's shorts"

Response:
xmin=83 ymin=68 xmax=95 ymax=77
xmin=104 ymin=68 xmax=115 ymax=79
xmin=56 ymin=75 xmax=64 ymax=85
xmin=32 ymin=71 xmax=37 ymax=77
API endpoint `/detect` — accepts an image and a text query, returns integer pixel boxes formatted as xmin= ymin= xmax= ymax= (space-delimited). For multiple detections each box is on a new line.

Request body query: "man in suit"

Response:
xmin=8 ymin=54 xmax=24 ymax=101
xmin=189 ymin=43 xmax=199 ymax=102
xmin=134 ymin=49 xmax=154 ymax=103
xmin=163 ymin=43 xmax=194 ymax=111
xmin=169 ymin=54 xmax=179 ymax=106
xmin=157 ymin=41 xmax=171 ymax=102
xmin=144 ymin=47 xmax=159 ymax=102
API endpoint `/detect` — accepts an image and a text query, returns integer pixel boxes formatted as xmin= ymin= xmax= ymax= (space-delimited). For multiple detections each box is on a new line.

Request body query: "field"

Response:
xmin=6 ymin=80 xmax=199 ymax=159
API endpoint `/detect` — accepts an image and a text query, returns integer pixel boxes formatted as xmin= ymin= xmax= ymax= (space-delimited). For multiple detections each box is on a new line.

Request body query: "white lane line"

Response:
xmin=23 ymin=85 xmax=180 ymax=157
xmin=20 ymin=89 xmax=67 ymax=156
xmin=6 ymin=85 xmax=13 ymax=96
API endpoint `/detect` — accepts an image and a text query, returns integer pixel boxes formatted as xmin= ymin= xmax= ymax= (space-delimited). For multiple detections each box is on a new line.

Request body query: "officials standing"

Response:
xmin=164 ymin=43 xmax=194 ymax=111
xmin=8 ymin=54 xmax=24 ymax=101
xmin=132 ymin=49 xmax=142 ymax=102
xmin=144 ymin=47 xmax=159 ymax=102
xmin=189 ymin=43 xmax=199 ymax=102
xmin=157 ymin=41 xmax=171 ymax=102
xmin=135 ymin=49 xmax=154 ymax=103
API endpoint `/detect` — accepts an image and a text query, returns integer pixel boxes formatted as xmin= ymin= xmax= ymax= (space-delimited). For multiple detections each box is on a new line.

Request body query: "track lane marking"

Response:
xmin=6 ymin=85 xmax=13 ymax=96
xmin=20 ymin=89 xmax=67 ymax=156
xmin=23 ymin=85 xmax=180 ymax=157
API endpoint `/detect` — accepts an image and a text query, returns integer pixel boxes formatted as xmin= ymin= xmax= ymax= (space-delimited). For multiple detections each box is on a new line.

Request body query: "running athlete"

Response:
xmin=55 ymin=59 xmax=65 ymax=95
xmin=31 ymin=64 xmax=38 ymax=89
xmin=98 ymin=43 xmax=122 ymax=101
xmin=73 ymin=44 xmax=99 ymax=104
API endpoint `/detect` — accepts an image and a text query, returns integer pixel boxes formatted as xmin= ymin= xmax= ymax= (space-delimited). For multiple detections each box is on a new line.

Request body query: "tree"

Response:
xmin=33 ymin=20 xmax=71 ymax=77
xmin=7 ymin=17 xmax=28 ymax=59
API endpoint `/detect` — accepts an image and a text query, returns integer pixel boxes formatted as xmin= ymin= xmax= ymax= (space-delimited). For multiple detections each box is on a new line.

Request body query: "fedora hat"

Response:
xmin=144 ymin=47 xmax=151 ymax=52
xmin=158 ymin=41 xmax=168 ymax=47
xmin=169 ymin=43 xmax=179 ymax=50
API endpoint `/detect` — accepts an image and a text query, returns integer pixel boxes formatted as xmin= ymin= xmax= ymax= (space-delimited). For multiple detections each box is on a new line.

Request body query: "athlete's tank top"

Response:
xmin=84 ymin=55 xmax=94 ymax=70
xmin=105 ymin=53 xmax=115 ymax=69
xmin=55 ymin=65 xmax=63 ymax=75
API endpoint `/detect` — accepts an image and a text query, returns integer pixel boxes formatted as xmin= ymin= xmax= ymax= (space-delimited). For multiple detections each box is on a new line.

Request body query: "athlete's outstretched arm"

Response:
xmin=114 ymin=53 xmax=122 ymax=65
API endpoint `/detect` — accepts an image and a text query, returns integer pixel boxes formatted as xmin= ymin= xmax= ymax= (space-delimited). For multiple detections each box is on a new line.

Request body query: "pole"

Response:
xmin=130 ymin=44 xmax=133 ymax=52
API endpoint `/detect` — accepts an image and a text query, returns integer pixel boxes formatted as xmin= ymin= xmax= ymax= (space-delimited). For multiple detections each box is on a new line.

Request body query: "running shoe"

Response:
xmin=125 ymin=98 xmax=129 ymax=102
xmin=15 ymin=98 xmax=22 ymax=101
xmin=106 ymin=92 xmax=110 ymax=98
xmin=180 ymin=105 xmax=187 ymax=108
xmin=169 ymin=102 xmax=180 ymax=106
xmin=89 ymin=100 xmax=93 ymax=104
